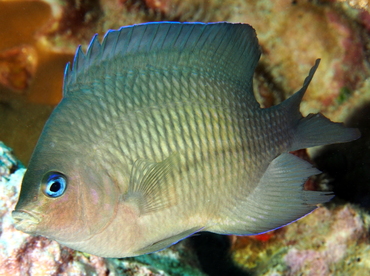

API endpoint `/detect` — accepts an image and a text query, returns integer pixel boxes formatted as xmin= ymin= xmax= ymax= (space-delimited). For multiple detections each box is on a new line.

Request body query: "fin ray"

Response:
xmin=63 ymin=22 xmax=261 ymax=107
xmin=277 ymin=59 xmax=360 ymax=150
xmin=217 ymin=153 xmax=332 ymax=235
xmin=134 ymin=226 xmax=203 ymax=255
xmin=124 ymin=154 xmax=179 ymax=214
xmin=290 ymin=113 xmax=361 ymax=151
xmin=278 ymin=59 xmax=320 ymax=122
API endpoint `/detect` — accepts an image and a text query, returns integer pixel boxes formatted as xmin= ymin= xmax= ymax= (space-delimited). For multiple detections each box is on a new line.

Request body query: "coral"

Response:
xmin=0 ymin=0 xmax=74 ymax=105
xmin=284 ymin=205 xmax=369 ymax=276
xmin=230 ymin=0 xmax=370 ymax=121
xmin=0 ymin=46 xmax=37 ymax=92
xmin=231 ymin=204 xmax=370 ymax=275
xmin=0 ymin=142 xmax=22 ymax=180
xmin=53 ymin=0 xmax=101 ymax=37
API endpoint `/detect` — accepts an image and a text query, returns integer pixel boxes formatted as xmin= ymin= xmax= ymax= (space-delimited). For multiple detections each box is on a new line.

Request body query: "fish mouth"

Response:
xmin=12 ymin=210 xmax=41 ymax=232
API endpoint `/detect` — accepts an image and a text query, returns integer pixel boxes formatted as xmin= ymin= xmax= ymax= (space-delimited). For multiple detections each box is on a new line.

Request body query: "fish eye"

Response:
xmin=42 ymin=172 xmax=67 ymax=198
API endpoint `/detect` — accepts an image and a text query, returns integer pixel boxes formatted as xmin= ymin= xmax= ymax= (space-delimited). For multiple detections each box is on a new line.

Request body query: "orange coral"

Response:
xmin=0 ymin=0 xmax=73 ymax=105
xmin=0 ymin=46 xmax=37 ymax=92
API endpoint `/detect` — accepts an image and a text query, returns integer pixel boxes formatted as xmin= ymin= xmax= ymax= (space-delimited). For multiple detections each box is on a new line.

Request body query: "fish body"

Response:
xmin=12 ymin=22 xmax=360 ymax=257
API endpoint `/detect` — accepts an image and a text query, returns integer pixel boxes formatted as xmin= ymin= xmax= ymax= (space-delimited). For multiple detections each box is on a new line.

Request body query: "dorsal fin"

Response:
xmin=63 ymin=22 xmax=261 ymax=103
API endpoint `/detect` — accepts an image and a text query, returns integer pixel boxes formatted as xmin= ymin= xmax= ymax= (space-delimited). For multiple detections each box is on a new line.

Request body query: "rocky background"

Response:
xmin=1 ymin=0 xmax=370 ymax=275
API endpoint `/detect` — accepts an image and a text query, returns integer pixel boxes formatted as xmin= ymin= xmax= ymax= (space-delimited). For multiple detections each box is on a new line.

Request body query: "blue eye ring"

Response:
xmin=42 ymin=172 xmax=67 ymax=198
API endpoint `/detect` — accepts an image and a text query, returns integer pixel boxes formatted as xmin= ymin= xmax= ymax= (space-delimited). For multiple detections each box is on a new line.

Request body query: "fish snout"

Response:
xmin=12 ymin=210 xmax=41 ymax=232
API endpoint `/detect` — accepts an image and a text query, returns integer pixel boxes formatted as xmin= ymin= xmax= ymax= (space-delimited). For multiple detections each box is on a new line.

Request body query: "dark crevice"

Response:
xmin=313 ymin=102 xmax=370 ymax=210
xmin=189 ymin=232 xmax=249 ymax=276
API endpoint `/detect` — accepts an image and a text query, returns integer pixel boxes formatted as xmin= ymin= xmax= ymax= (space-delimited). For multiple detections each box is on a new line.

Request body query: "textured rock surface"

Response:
xmin=231 ymin=204 xmax=370 ymax=275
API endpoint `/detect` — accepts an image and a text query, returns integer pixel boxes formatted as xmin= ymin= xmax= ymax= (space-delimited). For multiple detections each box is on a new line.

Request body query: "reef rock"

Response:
xmin=231 ymin=203 xmax=370 ymax=275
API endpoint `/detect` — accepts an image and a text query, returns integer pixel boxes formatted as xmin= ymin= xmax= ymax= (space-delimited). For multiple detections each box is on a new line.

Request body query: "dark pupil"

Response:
xmin=50 ymin=181 xmax=61 ymax=192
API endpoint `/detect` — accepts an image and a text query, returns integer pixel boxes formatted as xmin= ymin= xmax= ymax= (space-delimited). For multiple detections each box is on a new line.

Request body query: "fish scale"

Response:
xmin=110 ymin=79 xmax=266 ymax=216
xmin=123 ymin=103 xmax=262 ymax=212
xmin=12 ymin=22 xmax=360 ymax=258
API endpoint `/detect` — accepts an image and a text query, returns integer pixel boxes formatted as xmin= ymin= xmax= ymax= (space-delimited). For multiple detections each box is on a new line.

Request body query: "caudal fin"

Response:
xmin=290 ymin=113 xmax=360 ymax=151
xmin=278 ymin=59 xmax=360 ymax=151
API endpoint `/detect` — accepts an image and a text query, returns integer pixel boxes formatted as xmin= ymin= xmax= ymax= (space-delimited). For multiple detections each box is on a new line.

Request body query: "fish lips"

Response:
xmin=12 ymin=209 xmax=41 ymax=233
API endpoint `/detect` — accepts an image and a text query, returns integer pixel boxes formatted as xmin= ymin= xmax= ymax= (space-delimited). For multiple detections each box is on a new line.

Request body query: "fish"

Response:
xmin=12 ymin=22 xmax=360 ymax=258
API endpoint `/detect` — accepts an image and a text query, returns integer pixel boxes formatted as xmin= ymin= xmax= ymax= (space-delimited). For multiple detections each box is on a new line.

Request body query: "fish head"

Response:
xmin=12 ymin=122 xmax=121 ymax=244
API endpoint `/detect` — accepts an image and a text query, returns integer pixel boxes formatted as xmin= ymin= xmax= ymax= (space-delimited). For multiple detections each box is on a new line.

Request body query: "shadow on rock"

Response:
xmin=189 ymin=232 xmax=249 ymax=276
xmin=313 ymin=101 xmax=370 ymax=209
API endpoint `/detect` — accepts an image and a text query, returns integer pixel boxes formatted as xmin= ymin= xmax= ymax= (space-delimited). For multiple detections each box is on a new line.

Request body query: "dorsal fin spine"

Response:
xmin=111 ymin=29 xmax=120 ymax=56
xmin=86 ymin=35 xmax=95 ymax=60
xmin=86 ymin=34 xmax=100 ymax=61
xmin=72 ymin=46 xmax=85 ymax=84
xmin=63 ymin=22 xmax=261 ymax=106
xmin=183 ymin=24 xmax=196 ymax=49
xmin=147 ymin=23 xmax=159 ymax=52
xmin=194 ymin=26 xmax=209 ymax=50
xmin=126 ymin=25 xmax=138 ymax=54
xmin=170 ymin=24 xmax=182 ymax=49
xmin=158 ymin=24 xmax=171 ymax=50
xmin=63 ymin=62 xmax=71 ymax=96
xmin=211 ymin=27 xmax=228 ymax=58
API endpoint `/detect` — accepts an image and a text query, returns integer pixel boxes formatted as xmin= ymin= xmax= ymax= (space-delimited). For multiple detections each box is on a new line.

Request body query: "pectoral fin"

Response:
xmin=123 ymin=153 xmax=179 ymax=215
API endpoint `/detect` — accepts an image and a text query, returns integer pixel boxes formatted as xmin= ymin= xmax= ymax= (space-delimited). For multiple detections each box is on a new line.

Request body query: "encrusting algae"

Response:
xmin=11 ymin=22 xmax=359 ymax=258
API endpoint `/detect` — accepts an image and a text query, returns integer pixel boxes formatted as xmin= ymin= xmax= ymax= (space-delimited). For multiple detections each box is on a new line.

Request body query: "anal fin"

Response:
xmin=222 ymin=153 xmax=332 ymax=235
